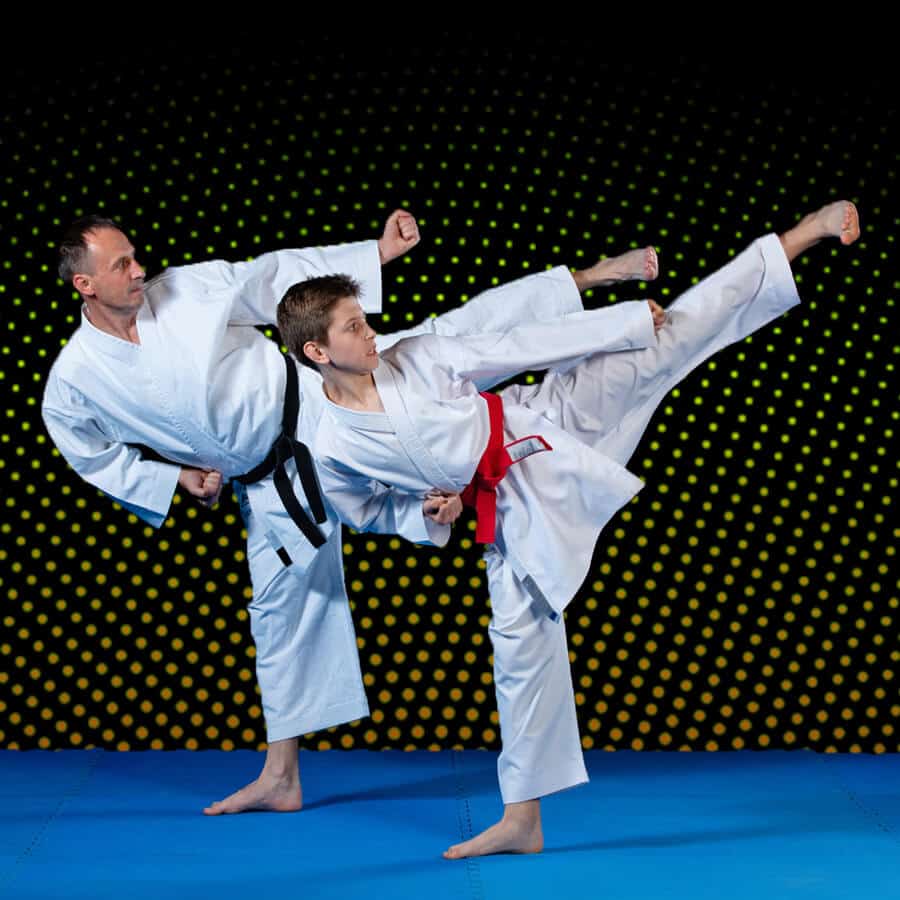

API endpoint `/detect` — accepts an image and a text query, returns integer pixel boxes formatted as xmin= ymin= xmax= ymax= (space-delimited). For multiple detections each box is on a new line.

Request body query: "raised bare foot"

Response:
xmin=574 ymin=246 xmax=659 ymax=291
xmin=779 ymin=200 xmax=860 ymax=261
xmin=203 ymin=772 xmax=302 ymax=815
xmin=443 ymin=802 xmax=543 ymax=859
xmin=817 ymin=200 xmax=861 ymax=245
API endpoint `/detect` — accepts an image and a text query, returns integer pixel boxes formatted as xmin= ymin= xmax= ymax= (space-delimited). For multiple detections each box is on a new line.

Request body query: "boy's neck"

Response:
xmin=321 ymin=368 xmax=384 ymax=413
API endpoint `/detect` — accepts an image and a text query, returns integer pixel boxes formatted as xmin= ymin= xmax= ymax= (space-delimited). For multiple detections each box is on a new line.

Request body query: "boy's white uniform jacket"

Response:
xmin=313 ymin=267 xmax=659 ymax=616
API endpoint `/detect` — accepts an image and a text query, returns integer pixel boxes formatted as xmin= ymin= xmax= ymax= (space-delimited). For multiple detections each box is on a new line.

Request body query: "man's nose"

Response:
xmin=130 ymin=259 xmax=145 ymax=279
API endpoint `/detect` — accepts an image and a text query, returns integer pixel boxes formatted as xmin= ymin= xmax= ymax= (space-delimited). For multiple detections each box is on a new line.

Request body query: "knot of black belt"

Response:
xmin=234 ymin=353 xmax=328 ymax=549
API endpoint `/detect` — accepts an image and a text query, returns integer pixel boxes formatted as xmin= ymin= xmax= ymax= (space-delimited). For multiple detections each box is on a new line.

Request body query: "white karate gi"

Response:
xmin=42 ymin=245 xmax=584 ymax=742
xmin=312 ymin=234 xmax=800 ymax=801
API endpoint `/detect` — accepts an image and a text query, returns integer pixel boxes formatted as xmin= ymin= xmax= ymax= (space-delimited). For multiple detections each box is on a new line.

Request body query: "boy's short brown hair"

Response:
xmin=277 ymin=274 xmax=362 ymax=369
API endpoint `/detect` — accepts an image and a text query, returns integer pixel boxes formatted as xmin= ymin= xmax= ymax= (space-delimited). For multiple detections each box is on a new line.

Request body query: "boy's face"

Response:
xmin=320 ymin=295 xmax=378 ymax=372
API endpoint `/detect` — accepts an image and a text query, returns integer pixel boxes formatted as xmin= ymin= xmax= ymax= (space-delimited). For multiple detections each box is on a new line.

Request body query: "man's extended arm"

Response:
xmin=183 ymin=209 xmax=420 ymax=325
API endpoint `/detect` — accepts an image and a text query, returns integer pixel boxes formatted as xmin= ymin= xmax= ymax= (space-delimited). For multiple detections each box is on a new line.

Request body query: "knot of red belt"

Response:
xmin=460 ymin=391 xmax=512 ymax=543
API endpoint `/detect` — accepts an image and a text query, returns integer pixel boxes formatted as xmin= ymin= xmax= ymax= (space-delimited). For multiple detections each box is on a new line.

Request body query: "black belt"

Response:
xmin=234 ymin=354 xmax=328 ymax=549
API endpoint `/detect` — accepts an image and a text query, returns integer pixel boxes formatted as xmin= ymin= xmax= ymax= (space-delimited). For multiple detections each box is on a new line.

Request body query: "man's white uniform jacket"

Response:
xmin=42 ymin=247 xmax=586 ymax=593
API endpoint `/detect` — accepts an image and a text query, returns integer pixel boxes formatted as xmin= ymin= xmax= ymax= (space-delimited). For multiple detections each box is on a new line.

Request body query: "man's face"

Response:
xmin=74 ymin=227 xmax=145 ymax=313
xmin=321 ymin=295 xmax=378 ymax=372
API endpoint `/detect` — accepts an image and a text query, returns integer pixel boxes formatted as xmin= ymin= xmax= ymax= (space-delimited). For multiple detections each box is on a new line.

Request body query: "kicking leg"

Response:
xmin=513 ymin=201 xmax=860 ymax=465
xmin=383 ymin=246 xmax=658 ymax=350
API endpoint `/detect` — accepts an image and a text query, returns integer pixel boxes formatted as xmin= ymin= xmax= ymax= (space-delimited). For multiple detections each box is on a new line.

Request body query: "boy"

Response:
xmin=276 ymin=201 xmax=859 ymax=858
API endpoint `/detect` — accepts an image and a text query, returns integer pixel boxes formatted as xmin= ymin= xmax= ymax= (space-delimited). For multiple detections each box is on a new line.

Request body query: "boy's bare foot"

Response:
xmin=827 ymin=200 xmax=860 ymax=245
xmin=443 ymin=799 xmax=543 ymax=859
xmin=203 ymin=771 xmax=302 ymax=815
xmin=574 ymin=246 xmax=659 ymax=291
xmin=779 ymin=200 xmax=860 ymax=261
xmin=203 ymin=741 xmax=301 ymax=815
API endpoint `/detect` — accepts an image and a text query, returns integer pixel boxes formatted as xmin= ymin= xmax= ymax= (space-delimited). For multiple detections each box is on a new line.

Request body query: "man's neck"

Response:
xmin=322 ymin=370 xmax=384 ymax=412
xmin=83 ymin=302 xmax=141 ymax=345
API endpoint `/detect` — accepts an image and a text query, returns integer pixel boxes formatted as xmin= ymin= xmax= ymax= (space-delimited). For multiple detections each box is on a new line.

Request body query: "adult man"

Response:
xmin=43 ymin=210 xmax=647 ymax=813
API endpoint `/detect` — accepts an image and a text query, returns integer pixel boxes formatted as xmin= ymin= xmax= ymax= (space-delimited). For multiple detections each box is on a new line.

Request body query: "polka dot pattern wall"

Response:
xmin=1 ymin=31 xmax=897 ymax=753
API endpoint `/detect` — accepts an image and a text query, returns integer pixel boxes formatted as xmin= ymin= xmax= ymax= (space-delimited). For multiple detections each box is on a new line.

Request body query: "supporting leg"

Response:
xmin=203 ymin=511 xmax=368 ymax=815
xmin=444 ymin=549 xmax=586 ymax=858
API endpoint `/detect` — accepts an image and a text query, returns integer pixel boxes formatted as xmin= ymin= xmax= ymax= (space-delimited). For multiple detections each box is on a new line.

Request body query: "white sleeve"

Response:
xmin=184 ymin=240 xmax=383 ymax=325
xmin=377 ymin=266 xmax=583 ymax=351
xmin=317 ymin=458 xmax=450 ymax=548
xmin=439 ymin=301 xmax=657 ymax=390
xmin=42 ymin=388 xmax=181 ymax=529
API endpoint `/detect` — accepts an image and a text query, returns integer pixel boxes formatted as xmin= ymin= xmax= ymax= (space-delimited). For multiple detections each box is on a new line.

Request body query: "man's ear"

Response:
xmin=303 ymin=340 xmax=329 ymax=366
xmin=72 ymin=273 xmax=92 ymax=297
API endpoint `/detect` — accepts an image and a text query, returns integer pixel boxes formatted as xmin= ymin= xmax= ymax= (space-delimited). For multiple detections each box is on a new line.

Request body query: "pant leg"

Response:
xmin=376 ymin=266 xmax=583 ymax=351
xmin=239 ymin=482 xmax=369 ymax=743
xmin=510 ymin=233 xmax=800 ymax=464
xmin=485 ymin=546 xmax=588 ymax=803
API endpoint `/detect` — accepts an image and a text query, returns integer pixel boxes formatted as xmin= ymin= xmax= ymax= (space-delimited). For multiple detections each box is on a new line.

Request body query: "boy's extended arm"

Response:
xmin=435 ymin=301 xmax=658 ymax=389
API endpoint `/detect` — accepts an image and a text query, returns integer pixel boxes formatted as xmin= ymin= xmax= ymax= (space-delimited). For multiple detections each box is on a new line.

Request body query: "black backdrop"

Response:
xmin=1 ymin=24 xmax=896 ymax=753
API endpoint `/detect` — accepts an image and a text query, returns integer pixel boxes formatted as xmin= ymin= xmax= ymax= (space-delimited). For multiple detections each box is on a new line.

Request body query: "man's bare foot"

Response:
xmin=203 ymin=772 xmax=302 ymax=815
xmin=573 ymin=246 xmax=659 ymax=291
xmin=779 ymin=200 xmax=860 ymax=261
xmin=443 ymin=799 xmax=543 ymax=859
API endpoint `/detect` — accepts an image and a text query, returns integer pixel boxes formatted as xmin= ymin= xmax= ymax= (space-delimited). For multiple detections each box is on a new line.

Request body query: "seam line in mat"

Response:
xmin=816 ymin=753 xmax=900 ymax=848
xmin=0 ymin=751 xmax=103 ymax=898
xmin=451 ymin=750 xmax=485 ymax=900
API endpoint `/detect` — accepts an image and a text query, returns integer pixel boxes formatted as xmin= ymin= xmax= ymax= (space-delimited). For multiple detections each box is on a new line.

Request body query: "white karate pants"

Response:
xmin=238 ymin=495 xmax=370 ymax=743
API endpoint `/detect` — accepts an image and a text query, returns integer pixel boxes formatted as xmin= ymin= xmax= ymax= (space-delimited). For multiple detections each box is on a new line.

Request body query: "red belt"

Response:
xmin=460 ymin=392 xmax=551 ymax=543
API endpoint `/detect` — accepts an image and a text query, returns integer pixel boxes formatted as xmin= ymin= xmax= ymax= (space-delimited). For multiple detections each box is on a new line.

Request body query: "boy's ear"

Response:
xmin=303 ymin=340 xmax=329 ymax=366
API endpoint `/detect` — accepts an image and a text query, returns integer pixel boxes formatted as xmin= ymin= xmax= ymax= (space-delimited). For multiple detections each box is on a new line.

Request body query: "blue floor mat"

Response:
xmin=1 ymin=750 xmax=897 ymax=899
